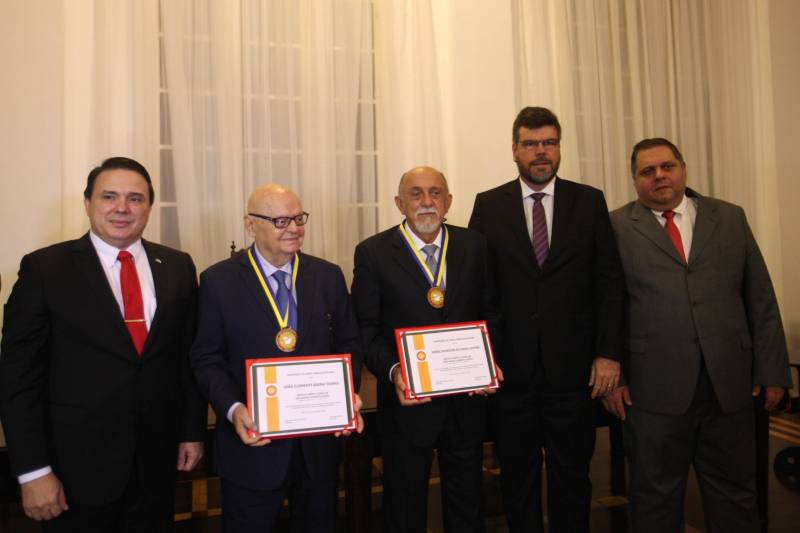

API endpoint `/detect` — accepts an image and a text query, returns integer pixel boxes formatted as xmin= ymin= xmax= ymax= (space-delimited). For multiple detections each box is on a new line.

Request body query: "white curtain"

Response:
xmin=160 ymin=0 xmax=374 ymax=276
xmin=513 ymin=0 xmax=783 ymax=301
xmin=373 ymin=0 xmax=445 ymax=230
xmin=61 ymin=0 xmax=159 ymax=240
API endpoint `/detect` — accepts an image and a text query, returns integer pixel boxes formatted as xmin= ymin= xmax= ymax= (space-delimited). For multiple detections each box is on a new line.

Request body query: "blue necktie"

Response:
xmin=272 ymin=270 xmax=298 ymax=330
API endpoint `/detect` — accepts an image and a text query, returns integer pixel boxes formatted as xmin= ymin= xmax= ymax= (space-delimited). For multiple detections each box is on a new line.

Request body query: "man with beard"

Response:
xmin=468 ymin=107 xmax=625 ymax=532
xmin=352 ymin=166 xmax=501 ymax=533
xmin=603 ymin=138 xmax=790 ymax=533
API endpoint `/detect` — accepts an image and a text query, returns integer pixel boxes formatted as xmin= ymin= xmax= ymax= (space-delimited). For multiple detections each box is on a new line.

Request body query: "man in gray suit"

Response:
xmin=603 ymin=138 xmax=791 ymax=533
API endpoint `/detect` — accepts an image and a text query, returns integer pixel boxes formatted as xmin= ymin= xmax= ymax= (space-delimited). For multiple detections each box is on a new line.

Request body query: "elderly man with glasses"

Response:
xmin=190 ymin=183 xmax=363 ymax=533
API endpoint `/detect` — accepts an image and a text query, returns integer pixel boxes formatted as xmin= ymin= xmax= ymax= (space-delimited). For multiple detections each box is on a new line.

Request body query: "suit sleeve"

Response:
xmin=591 ymin=190 xmax=625 ymax=361
xmin=351 ymin=243 xmax=397 ymax=383
xmin=177 ymin=256 xmax=208 ymax=442
xmin=739 ymin=210 xmax=791 ymax=387
xmin=190 ymin=270 xmax=244 ymax=421
xmin=0 ymin=253 xmax=52 ymax=476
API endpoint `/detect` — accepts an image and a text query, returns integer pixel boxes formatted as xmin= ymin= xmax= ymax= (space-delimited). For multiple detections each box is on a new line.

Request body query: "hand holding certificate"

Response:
xmin=394 ymin=321 xmax=500 ymax=400
xmin=245 ymin=354 xmax=359 ymax=439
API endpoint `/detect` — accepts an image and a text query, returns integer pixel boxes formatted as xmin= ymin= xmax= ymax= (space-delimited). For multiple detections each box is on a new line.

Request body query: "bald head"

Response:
xmin=395 ymin=166 xmax=452 ymax=243
xmin=245 ymin=183 xmax=306 ymax=266
xmin=247 ymin=183 xmax=300 ymax=215
xmin=398 ymin=166 xmax=448 ymax=196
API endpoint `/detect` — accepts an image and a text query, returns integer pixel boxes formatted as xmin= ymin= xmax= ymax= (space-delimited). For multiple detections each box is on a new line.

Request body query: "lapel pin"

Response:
xmin=155 ymin=258 xmax=162 ymax=264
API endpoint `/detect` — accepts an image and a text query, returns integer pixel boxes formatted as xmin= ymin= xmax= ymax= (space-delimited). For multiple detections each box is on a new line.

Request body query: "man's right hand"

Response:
xmin=392 ymin=366 xmax=431 ymax=406
xmin=601 ymin=385 xmax=632 ymax=421
xmin=232 ymin=404 xmax=271 ymax=446
xmin=21 ymin=472 xmax=68 ymax=521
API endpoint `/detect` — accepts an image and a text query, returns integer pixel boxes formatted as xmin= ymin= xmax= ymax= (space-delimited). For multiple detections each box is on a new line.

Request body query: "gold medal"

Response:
xmin=276 ymin=327 xmax=298 ymax=352
xmin=427 ymin=286 xmax=445 ymax=308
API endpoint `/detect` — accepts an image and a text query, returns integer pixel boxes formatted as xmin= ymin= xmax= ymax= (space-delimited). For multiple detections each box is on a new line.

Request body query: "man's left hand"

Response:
xmin=335 ymin=393 xmax=364 ymax=437
xmin=589 ymin=357 xmax=620 ymax=399
xmin=752 ymin=385 xmax=785 ymax=411
xmin=469 ymin=365 xmax=504 ymax=397
xmin=176 ymin=442 xmax=204 ymax=471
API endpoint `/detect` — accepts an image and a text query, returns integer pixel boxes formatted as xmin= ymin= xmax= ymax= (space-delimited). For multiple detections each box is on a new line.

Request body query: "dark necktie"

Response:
xmin=272 ymin=270 xmax=298 ymax=330
xmin=662 ymin=210 xmax=686 ymax=263
xmin=531 ymin=192 xmax=549 ymax=266
xmin=422 ymin=244 xmax=439 ymax=277
xmin=118 ymin=250 xmax=148 ymax=355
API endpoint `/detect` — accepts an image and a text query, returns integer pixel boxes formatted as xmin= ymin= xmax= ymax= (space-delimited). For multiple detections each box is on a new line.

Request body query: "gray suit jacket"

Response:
xmin=610 ymin=189 xmax=791 ymax=415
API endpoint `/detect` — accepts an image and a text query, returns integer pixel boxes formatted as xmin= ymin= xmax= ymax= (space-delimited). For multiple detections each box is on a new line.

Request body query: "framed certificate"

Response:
xmin=245 ymin=354 xmax=358 ymax=438
xmin=394 ymin=321 xmax=499 ymax=399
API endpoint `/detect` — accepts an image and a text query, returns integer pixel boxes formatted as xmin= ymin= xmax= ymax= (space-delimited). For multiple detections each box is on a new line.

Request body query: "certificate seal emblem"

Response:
xmin=416 ymin=351 xmax=427 ymax=361
xmin=266 ymin=385 xmax=278 ymax=396
xmin=276 ymin=327 xmax=298 ymax=352
xmin=427 ymin=287 xmax=445 ymax=308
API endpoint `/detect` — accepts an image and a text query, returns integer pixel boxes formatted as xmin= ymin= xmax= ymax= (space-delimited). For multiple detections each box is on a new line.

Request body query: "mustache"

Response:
xmin=531 ymin=159 xmax=551 ymax=165
xmin=415 ymin=207 xmax=439 ymax=216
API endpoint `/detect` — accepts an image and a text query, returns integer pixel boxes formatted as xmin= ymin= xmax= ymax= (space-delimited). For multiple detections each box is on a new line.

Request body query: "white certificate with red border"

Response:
xmin=245 ymin=354 xmax=357 ymax=438
xmin=394 ymin=321 xmax=499 ymax=399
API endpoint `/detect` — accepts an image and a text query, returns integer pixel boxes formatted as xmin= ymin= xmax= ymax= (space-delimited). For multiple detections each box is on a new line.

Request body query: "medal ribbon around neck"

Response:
xmin=247 ymin=246 xmax=299 ymax=330
xmin=398 ymin=222 xmax=448 ymax=289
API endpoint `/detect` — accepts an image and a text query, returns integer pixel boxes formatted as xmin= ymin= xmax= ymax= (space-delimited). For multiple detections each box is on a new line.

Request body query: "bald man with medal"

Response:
xmin=191 ymin=184 xmax=363 ymax=533
xmin=352 ymin=167 xmax=503 ymax=533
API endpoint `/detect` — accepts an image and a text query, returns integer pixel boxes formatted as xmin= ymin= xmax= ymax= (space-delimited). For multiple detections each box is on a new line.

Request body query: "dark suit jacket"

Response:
xmin=351 ymin=224 xmax=501 ymax=447
xmin=0 ymin=233 xmax=207 ymax=506
xmin=469 ymin=178 xmax=624 ymax=390
xmin=610 ymin=189 xmax=792 ymax=415
xmin=190 ymin=250 xmax=361 ymax=491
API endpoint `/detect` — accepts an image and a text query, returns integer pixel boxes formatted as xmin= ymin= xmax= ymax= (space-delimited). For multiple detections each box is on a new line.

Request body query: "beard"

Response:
xmin=517 ymin=157 xmax=560 ymax=186
xmin=410 ymin=207 xmax=443 ymax=235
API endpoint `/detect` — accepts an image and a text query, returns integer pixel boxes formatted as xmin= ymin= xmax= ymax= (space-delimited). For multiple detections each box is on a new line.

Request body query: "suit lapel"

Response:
xmin=237 ymin=250 xmax=279 ymax=328
xmin=141 ymin=240 xmax=167 ymax=355
xmin=295 ymin=253 xmax=316 ymax=346
xmin=70 ymin=234 xmax=136 ymax=355
xmin=686 ymin=189 xmax=718 ymax=266
xmin=629 ymin=201 xmax=685 ymax=265
xmin=500 ymin=180 xmax=539 ymax=275
xmin=546 ymin=178 xmax=573 ymax=269
xmin=390 ymin=226 xmax=433 ymax=290
xmin=442 ymin=225 xmax=463 ymax=309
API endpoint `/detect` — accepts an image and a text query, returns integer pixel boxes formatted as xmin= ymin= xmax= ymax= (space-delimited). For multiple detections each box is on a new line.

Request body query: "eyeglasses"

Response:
xmin=518 ymin=139 xmax=560 ymax=151
xmin=248 ymin=212 xmax=310 ymax=229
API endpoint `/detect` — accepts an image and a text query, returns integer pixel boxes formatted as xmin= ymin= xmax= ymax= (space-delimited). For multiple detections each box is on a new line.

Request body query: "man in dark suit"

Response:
xmin=351 ymin=166 xmax=501 ymax=533
xmin=0 ymin=157 xmax=207 ymax=531
xmin=468 ymin=107 xmax=625 ymax=532
xmin=603 ymin=138 xmax=792 ymax=533
xmin=190 ymin=183 xmax=363 ymax=533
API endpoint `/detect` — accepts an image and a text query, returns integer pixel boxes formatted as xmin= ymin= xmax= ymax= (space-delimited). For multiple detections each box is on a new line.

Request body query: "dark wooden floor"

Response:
xmin=2 ymin=414 xmax=799 ymax=533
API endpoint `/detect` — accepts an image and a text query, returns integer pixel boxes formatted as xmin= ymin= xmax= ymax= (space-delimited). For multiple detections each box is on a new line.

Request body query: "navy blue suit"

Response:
xmin=190 ymin=250 xmax=361 ymax=531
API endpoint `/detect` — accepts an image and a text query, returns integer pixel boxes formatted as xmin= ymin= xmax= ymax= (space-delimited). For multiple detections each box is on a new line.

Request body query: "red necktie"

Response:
xmin=662 ymin=210 xmax=686 ymax=263
xmin=118 ymin=250 xmax=148 ymax=355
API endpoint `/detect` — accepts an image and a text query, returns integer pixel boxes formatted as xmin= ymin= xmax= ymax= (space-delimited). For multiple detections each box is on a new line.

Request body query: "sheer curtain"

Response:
xmin=512 ymin=0 xmax=783 ymax=300
xmin=373 ymin=0 xmax=445 ymax=230
xmin=61 ymin=0 xmax=159 ymax=240
xmin=160 ymin=0 xmax=375 ymax=275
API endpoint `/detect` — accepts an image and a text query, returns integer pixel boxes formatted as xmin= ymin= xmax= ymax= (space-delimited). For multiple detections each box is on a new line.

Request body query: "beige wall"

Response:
xmin=0 ymin=0 xmax=65 ymax=327
xmin=770 ymin=0 xmax=800 ymax=350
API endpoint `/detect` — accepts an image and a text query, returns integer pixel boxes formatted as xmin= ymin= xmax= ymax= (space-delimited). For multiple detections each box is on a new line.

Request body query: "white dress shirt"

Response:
xmin=19 ymin=233 xmax=157 ymax=485
xmin=649 ymin=194 xmax=697 ymax=260
xmin=520 ymin=177 xmax=555 ymax=244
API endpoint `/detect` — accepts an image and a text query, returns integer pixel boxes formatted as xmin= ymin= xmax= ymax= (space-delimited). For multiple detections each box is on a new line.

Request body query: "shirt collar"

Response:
xmin=401 ymin=221 xmax=443 ymax=252
xmin=253 ymin=245 xmax=293 ymax=277
xmin=519 ymin=176 xmax=556 ymax=199
xmin=90 ymin=231 xmax=145 ymax=268
xmin=651 ymin=193 xmax=689 ymax=218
